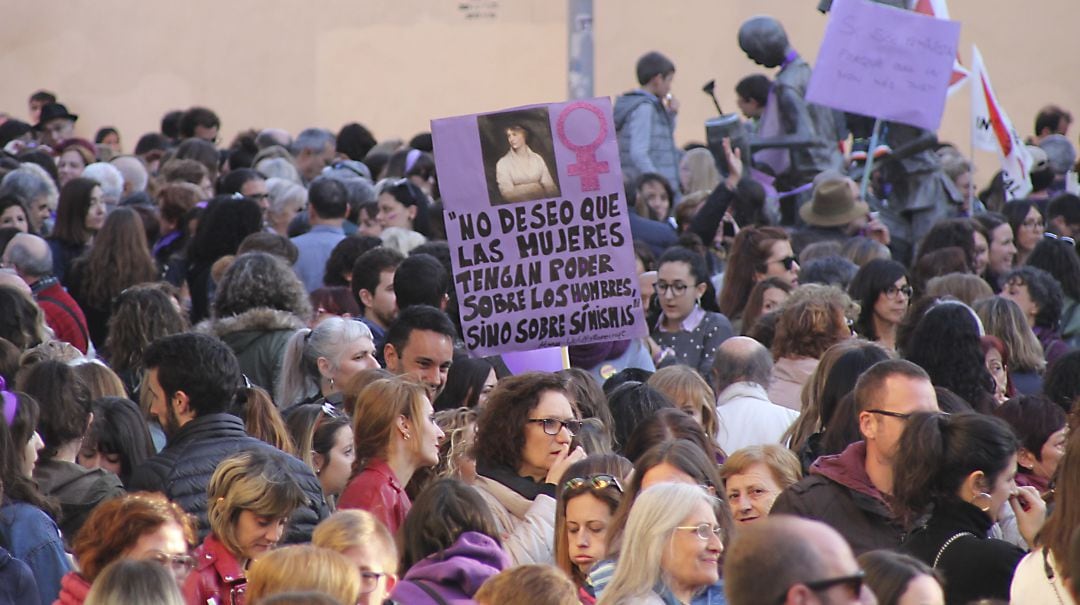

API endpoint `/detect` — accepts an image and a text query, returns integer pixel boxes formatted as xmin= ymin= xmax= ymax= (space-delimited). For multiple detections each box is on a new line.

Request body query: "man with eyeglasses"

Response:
xmin=725 ymin=516 xmax=877 ymax=604
xmin=772 ymin=360 xmax=938 ymax=554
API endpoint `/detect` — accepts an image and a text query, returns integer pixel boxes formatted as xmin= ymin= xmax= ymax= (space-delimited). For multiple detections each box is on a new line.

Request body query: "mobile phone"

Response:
xmin=722 ymin=219 xmax=736 ymax=238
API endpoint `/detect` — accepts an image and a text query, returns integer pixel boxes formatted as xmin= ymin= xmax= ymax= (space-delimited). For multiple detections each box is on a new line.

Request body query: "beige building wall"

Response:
xmin=2 ymin=1 xmax=1076 ymax=188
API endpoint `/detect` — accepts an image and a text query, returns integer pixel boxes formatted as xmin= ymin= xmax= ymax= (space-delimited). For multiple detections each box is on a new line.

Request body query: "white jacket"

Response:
xmin=715 ymin=382 xmax=799 ymax=454
xmin=471 ymin=475 xmax=557 ymax=566
xmin=1011 ymin=548 xmax=1076 ymax=605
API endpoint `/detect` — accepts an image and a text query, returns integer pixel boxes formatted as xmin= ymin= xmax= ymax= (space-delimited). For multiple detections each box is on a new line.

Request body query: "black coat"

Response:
xmin=902 ymin=499 xmax=1025 ymax=605
xmin=128 ymin=413 xmax=328 ymax=543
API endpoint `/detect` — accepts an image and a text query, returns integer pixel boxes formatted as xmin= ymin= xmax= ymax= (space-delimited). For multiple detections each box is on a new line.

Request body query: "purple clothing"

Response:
xmin=389 ymin=531 xmax=509 ymax=605
xmin=1033 ymin=325 xmax=1071 ymax=367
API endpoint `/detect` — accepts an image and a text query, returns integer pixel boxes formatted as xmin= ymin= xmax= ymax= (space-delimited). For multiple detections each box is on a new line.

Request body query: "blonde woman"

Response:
xmin=597 ymin=483 xmax=724 ymax=605
xmin=183 ymin=450 xmax=308 ymax=605
xmin=648 ymin=365 xmax=719 ymax=443
xmin=313 ymin=510 xmax=400 ymax=605
xmin=433 ymin=407 xmax=479 ymax=484
xmin=246 ymin=545 xmax=362 ymax=605
xmin=975 ymin=296 xmax=1047 ymax=395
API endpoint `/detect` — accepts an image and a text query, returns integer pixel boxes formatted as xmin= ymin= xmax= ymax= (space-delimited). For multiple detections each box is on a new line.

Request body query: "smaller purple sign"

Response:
xmin=806 ymin=0 xmax=961 ymax=131
xmin=432 ymin=98 xmax=647 ymax=357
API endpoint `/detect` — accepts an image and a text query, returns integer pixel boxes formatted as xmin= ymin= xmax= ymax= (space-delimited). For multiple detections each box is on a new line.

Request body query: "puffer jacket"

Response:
xmin=127 ymin=413 xmax=328 ymax=543
xmin=197 ymin=308 xmax=306 ymax=394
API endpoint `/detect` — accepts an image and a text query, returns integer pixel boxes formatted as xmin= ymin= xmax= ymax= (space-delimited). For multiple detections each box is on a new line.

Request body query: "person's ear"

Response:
xmin=406 ymin=205 xmax=418 ymax=222
xmin=961 ymin=469 xmax=987 ymax=501
xmin=858 ymin=410 xmax=876 ymax=442
xmin=312 ymin=451 xmax=326 ymax=475
xmin=784 ymin=584 xmax=814 ymax=605
xmin=173 ymin=389 xmax=192 ymax=418
xmin=83 ymin=411 xmax=94 ymax=434
xmin=384 ymin=343 xmax=399 ymax=372
xmin=396 ymin=415 xmax=412 ymax=441
xmin=358 ymin=288 xmax=375 ymax=308
xmin=316 ymin=356 xmax=333 ymax=380
xmin=384 ymin=574 xmax=398 ymax=592
xmin=1017 ymin=448 xmax=1037 ymax=471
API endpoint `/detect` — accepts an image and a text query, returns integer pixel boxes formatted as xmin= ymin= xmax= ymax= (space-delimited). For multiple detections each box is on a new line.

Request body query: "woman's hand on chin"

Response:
xmin=545 ymin=444 xmax=586 ymax=486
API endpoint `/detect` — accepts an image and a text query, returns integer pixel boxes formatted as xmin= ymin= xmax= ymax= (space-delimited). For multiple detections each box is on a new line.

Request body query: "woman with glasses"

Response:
xmin=471 ymin=372 xmax=586 ymax=565
xmin=554 ymin=454 xmax=633 ymax=600
xmin=650 ymin=246 xmax=734 ymax=376
xmin=284 ymin=402 xmax=354 ymax=510
xmin=1003 ymin=200 xmax=1045 ymax=267
xmin=183 ymin=450 xmax=308 ymax=605
xmin=596 ymin=483 xmax=725 ymax=605
xmin=338 ymin=377 xmax=444 ymax=534
xmin=848 ymin=259 xmax=911 ymax=351
xmin=58 ymin=492 xmax=198 ymax=604
xmin=895 ymin=412 xmax=1046 ymax=605
xmin=719 ymin=226 xmax=798 ymax=328
xmin=588 ymin=439 xmax=730 ymax=600
xmin=1001 ymin=265 xmax=1069 ymax=366
xmin=312 ymin=510 xmax=399 ymax=605
xmin=390 ymin=478 xmax=509 ymax=604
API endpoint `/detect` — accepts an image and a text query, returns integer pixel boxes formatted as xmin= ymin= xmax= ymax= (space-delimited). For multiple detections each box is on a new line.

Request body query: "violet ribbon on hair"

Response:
xmin=1 ymin=377 xmax=17 ymax=426
xmin=405 ymin=148 xmax=421 ymax=173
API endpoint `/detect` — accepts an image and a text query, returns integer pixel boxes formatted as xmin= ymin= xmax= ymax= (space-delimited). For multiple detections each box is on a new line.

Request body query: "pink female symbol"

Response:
xmin=556 ymin=101 xmax=610 ymax=192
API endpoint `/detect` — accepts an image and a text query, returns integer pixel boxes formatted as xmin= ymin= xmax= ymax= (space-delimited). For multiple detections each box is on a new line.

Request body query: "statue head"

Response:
xmin=737 ymin=16 xmax=790 ymax=68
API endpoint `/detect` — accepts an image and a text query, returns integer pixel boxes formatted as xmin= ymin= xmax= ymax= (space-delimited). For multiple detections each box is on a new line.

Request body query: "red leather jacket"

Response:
xmin=182 ymin=534 xmax=246 ymax=605
xmin=338 ymin=458 xmax=410 ymax=535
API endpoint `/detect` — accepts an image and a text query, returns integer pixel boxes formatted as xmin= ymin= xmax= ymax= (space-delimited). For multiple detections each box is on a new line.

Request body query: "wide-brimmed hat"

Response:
xmin=34 ymin=103 xmax=78 ymax=130
xmin=800 ymin=178 xmax=869 ymax=227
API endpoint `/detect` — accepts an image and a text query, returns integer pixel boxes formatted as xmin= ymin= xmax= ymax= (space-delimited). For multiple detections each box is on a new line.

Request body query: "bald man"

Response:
xmin=3 ymin=233 xmax=89 ymax=353
xmin=711 ymin=336 xmax=798 ymax=453
xmin=725 ymin=516 xmax=877 ymax=605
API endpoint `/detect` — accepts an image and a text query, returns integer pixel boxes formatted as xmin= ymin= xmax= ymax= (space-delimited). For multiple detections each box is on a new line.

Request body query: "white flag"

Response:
xmin=912 ymin=0 xmax=969 ymax=95
xmin=970 ymin=45 xmax=1032 ymax=200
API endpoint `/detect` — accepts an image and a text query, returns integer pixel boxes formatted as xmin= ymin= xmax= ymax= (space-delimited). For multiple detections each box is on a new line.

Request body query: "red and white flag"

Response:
xmin=970 ymin=45 xmax=1032 ymax=199
xmin=912 ymin=0 xmax=969 ymax=95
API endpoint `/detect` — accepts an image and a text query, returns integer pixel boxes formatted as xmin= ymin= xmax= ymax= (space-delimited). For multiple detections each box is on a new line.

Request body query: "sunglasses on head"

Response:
xmin=562 ymin=473 xmax=623 ymax=493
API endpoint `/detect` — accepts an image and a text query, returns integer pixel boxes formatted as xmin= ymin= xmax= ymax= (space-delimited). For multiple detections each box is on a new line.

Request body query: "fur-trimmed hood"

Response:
xmin=196 ymin=307 xmax=307 ymax=339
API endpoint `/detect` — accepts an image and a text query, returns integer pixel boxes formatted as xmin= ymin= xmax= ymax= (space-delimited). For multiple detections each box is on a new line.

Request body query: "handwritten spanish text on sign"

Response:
xmin=432 ymin=98 xmax=647 ymax=357
xmin=806 ymin=0 xmax=961 ymax=131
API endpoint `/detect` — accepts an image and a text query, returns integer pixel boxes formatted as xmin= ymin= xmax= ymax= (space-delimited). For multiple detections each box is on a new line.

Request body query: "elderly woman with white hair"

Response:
xmin=0 ymin=164 xmax=58 ymax=234
xmin=276 ymin=316 xmax=379 ymax=408
xmin=265 ymin=177 xmax=307 ymax=237
xmin=596 ymin=483 xmax=725 ymax=605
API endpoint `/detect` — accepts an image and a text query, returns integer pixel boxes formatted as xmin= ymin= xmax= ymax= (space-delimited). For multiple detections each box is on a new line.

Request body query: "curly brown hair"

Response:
xmin=105 ymin=284 xmax=188 ymax=375
xmin=212 ymin=251 xmax=312 ymax=320
xmin=772 ymin=285 xmax=856 ymax=360
xmin=472 ymin=372 xmax=570 ymax=472
xmin=72 ymin=492 xmax=197 ymax=582
xmin=70 ymin=207 xmax=158 ymax=309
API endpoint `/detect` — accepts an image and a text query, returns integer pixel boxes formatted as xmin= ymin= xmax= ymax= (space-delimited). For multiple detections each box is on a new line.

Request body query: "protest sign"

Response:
xmin=806 ymin=0 xmax=961 ymax=131
xmin=432 ymin=98 xmax=647 ymax=357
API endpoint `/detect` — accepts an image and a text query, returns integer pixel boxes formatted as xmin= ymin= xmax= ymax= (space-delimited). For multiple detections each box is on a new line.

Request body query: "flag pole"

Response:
xmin=860 ymin=119 xmax=883 ymax=201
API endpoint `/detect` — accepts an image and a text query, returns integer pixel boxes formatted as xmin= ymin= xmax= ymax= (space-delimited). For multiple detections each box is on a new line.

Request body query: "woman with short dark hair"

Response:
xmin=471 ymin=372 xmax=586 ymax=565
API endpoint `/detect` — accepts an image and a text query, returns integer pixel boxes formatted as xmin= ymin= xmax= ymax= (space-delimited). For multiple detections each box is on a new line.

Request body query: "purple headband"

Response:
xmin=405 ymin=148 xmax=422 ymax=173
xmin=1 ymin=377 xmax=17 ymax=426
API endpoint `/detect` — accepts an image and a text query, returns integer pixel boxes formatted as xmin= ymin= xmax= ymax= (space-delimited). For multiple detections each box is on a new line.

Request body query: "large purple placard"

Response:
xmin=806 ymin=0 xmax=961 ymax=131
xmin=432 ymin=98 xmax=647 ymax=356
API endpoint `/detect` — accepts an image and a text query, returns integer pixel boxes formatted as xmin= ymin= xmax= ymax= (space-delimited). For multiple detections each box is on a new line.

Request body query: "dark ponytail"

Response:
xmin=893 ymin=412 xmax=1018 ymax=518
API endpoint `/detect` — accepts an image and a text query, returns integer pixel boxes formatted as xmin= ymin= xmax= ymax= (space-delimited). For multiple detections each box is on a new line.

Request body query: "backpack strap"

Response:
xmin=412 ymin=580 xmax=452 ymax=605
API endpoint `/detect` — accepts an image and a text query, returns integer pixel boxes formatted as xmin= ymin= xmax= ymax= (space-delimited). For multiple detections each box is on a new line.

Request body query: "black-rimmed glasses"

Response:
xmin=656 ymin=281 xmax=690 ymax=296
xmin=803 ymin=571 xmax=866 ymax=596
xmin=527 ymin=418 xmax=583 ymax=436
xmin=865 ymin=409 xmax=911 ymax=421
xmin=883 ymin=284 xmax=914 ymax=299
xmin=563 ymin=473 xmax=623 ymax=493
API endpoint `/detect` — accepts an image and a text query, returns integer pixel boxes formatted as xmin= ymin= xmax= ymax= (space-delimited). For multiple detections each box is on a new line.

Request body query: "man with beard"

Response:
xmin=127 ymin=333 xmax=328 ymax=542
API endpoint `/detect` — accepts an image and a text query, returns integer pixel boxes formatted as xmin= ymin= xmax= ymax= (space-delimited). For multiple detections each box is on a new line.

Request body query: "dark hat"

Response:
xmin=34 ymin=103 xmax=78 ymax=130
xmin=0 ymin=120 xmax=32 ymax=147
xmin=800 ymin=178 xmax=869 ymax=227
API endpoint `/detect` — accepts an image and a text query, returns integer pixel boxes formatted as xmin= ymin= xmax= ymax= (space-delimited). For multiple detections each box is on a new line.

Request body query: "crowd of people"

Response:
xmin=0 ymin=34 xmax=1079 ymax=605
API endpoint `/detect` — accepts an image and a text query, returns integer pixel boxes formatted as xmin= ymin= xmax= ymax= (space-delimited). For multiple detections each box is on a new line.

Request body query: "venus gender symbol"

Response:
xmin=556 ymin=101 xmax=610 ymax=192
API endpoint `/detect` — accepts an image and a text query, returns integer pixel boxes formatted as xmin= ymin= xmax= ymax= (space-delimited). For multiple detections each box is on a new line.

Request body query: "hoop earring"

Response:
xmin=971 ymin=492 xmax=993 ymax=512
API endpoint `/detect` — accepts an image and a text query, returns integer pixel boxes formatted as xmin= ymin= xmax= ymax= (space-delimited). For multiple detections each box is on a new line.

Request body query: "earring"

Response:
xmin=971 ymin=492 xmax=993 ymax=512
xmin=329 ymin=377 xmax=335 ymax=390
xmin=403 ymin=432 xmax=410 ymax=441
